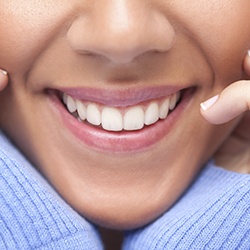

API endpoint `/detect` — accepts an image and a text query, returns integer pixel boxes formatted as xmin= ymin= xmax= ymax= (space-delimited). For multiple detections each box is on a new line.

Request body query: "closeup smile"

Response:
xmin=63 ymin=92 xmax=181 ymax=132
xmin=50 ymin=86 xmax=194 ymax=153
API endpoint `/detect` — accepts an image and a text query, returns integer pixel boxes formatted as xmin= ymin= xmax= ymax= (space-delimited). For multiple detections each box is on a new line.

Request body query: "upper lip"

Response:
xmin=57 ymin=85 xmax=191 ymax=107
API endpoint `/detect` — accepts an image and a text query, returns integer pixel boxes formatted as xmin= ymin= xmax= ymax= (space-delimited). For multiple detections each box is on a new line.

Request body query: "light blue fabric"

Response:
xmin=123 ymin=161 xmax=250 ymax=249
xmin=0 ymin=132 xmax=103 ymax=250
xmin=1 ymin=130 xmax=250 ymax=250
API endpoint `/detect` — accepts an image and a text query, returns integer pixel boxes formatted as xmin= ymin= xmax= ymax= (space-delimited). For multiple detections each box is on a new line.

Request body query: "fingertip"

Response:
xmin=200 ymin=92 xmax=238 ymax=125
xmin=200 ymin=94 xmax=223 ymax=124
xmin=200 ymin=95 xmax=219 ymax=111
xmin=0 ymin=69 xmax=8 ymax=91
xmin=1 ymin=69 xmax=7 ymax=76
xmin=200 ymin=79 xmax=250 ymax=125
xmin=199 ymin=104 xmax=220 ymax=125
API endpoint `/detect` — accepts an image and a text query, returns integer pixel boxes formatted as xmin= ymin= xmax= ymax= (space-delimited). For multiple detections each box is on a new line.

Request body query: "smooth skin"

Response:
xmin=0 ymin=1 xmax=250 ymax=230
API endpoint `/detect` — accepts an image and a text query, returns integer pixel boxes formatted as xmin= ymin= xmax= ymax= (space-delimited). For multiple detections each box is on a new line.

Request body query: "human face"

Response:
xmin=0 ymin=1 xmax=249 ymax=229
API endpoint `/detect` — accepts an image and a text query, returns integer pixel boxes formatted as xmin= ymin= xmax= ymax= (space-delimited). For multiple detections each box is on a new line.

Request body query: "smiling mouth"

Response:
xmin=62 ymin=91 xmax=181 ymax=132
xmin=49 ymin=86 xmax=193 ymax=152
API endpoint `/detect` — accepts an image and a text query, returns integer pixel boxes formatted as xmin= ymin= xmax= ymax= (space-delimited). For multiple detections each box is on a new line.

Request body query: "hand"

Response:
xmin=200 ymin=53 xmax=250 ymax=173
xmin=200 ymin=82 xmax=250 ymax=173
xmin=0 ymin=69 xmax=8 ymax=91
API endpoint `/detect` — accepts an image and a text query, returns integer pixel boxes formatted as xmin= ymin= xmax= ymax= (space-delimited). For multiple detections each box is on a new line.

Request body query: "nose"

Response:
xmin=67 ymin=0 xmax=175 ymax=64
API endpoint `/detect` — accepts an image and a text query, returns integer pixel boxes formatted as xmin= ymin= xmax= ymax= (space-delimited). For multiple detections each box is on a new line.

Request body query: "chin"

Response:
xmin=55 ymin=176 xmax=189 ymax=230
xmin=74 ymin=199 xmax=170 ymax=230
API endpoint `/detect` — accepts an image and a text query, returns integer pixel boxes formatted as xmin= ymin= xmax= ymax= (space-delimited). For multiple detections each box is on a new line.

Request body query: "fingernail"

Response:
xmin=0 ymin=69 xmax=7 ymax=75
xmin=200 ymin=95 xmax=219 ymax=111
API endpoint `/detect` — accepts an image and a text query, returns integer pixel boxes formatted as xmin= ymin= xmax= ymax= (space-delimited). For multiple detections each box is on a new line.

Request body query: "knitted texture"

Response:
xmin=1 ymin=130 xmax=250 ymax=250
xmin=123 ymin=162 xmax=250 ymax=250
xmin=0 ymin=132 xmax=103 ymax=250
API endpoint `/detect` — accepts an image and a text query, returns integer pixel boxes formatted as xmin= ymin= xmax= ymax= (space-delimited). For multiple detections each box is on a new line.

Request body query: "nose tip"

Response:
xmin=67 ymin=3 xmax=175 ymax=64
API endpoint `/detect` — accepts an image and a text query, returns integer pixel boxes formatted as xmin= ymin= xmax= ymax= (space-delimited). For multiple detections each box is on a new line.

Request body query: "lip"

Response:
xmin=58 ymin=86 xmax=185 ymax=107
xmin=48 ymin=87 xmax=194 ymax=154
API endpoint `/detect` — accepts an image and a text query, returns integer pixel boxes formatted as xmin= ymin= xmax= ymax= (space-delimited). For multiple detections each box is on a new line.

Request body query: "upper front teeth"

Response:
xmin=102 ymin=107 xmax=123 ymax=131
xmin=124 ymin=106 xmax=144 ymax=131
xmin=63 ymin=92 xmax=180 ymax=132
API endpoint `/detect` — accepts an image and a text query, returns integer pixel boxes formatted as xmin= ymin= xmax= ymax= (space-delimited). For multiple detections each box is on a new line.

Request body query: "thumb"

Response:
xmin=0 ymin=69 xmax=8 ymax=91
xmin=200 ymin=80 xmax=250 ymax=124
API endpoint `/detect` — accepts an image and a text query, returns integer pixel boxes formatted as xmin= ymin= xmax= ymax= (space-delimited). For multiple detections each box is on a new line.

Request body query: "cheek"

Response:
xmin=0 ymin=1 xmax=71 ymax=73
xmin=177 ymin=1 xmax=250 ymax=82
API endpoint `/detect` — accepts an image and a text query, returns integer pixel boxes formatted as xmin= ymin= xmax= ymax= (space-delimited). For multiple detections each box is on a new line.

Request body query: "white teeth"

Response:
xmin=63 ymin=91 xmax=181 ymax=131
xmin=169 ymin=93 xmax=178 ymax=110
xmin=66 ymin=95 xmax=77 ymax=113
xmin=102 ymin=107 xmax=123 ymax=131
xmin=145 ymin=102 xmax=159 ymax=125
xmin=124 ymin=107 xmax=144 ymax=131
xmin=159 ymin=99 xmax=170 ymax=119
xmin=76 ymin=100 xmax=86 ymax=121
xmin=87 ymin=104 xmax=101 ymax=126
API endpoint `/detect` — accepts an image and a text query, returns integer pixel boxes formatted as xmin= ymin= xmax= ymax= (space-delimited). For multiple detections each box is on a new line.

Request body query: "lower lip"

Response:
xmin=49 ymin=89 xmax=193 ymax=154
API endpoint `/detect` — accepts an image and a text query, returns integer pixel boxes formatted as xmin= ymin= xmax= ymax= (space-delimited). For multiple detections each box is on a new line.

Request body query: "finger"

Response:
xmin=200 ymin=80 xmax=250 ymax=124
xmin=0 ymin=69 xmax=8 ymax=91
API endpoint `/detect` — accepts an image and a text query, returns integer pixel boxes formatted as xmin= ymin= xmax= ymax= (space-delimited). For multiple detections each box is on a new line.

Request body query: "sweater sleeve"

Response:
xmin=0 ymin=132 xmax=103 ymax=250
xmin=123 ymin=161 xmax=250 ymax=250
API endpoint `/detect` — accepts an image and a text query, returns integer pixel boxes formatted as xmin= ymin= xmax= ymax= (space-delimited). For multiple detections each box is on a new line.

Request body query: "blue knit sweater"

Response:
xmin=123 ymin=162 xmax=250 ymax=249
xmin=0 ymin=131 xmax=249 ymax=249
xmin=0 ymin=132 xmax=103 ymax=249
